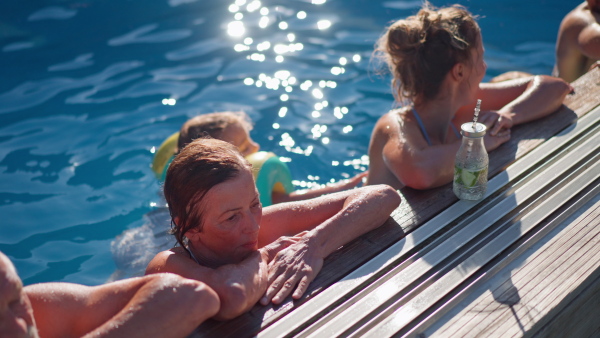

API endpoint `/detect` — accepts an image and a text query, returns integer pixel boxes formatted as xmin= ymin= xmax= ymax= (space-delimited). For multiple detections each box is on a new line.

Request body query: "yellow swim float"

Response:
xmin=245 ymin=151 xmax=294 ymax=207
xmin=151 ymin=133 xmax=294 ymax=207
xmin=151 ymin=132 xmax=179 ymax=181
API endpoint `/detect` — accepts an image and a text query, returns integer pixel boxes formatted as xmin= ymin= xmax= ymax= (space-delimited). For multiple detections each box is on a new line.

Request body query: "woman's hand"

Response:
xmin=477 ymin=110 xmax=512 ymax=152
xmin=483 ymin=129 xmax=511 ymax=152
xmin=259 ymin=237 xmax=323 ymax=305
xmin=260 ymin=232 xmax=308 ymax=262
xmin=478 ymin=110 xmax=513 ymax=136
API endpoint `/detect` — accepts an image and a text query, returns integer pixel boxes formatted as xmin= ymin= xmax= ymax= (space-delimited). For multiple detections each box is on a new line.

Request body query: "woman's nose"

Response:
xmin=244 ymin=211 xmax=260 ymax=233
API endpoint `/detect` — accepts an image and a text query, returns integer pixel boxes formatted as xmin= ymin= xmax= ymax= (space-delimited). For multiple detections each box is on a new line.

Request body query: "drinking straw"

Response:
xmin=472 ymin=99 xmax=482 ymax=129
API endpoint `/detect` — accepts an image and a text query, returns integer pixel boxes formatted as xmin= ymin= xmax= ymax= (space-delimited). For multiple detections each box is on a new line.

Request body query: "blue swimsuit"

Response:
xmin=411 ymin=107 xmax=460 ymax=145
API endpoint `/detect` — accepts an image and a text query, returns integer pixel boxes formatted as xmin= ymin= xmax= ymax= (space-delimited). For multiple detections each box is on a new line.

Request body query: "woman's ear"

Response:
xmin=184 ymin=227 xmax=201 ymax=241
xmin=450 ymin=62 xmax=466 ymax=82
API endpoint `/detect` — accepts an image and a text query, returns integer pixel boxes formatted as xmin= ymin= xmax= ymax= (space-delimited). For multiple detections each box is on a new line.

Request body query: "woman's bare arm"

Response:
xmin=456 ymin=76 xmax=572 ymax=134
xmin=146 ymin=249 xmax=268 ymax=320
xmin=271 ymin=172 xmax=367 ymax=204
xmin=259 ymin=185 xmax=401 ymax=304
xmin=26 ymin=274 xmax=219 ymax=338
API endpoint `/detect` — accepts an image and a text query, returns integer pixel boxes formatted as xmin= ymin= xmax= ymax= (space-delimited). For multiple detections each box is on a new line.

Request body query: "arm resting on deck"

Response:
xmin=259 ymin=185 xmax=401 ymax=304
xmin=146 ymin=249 xmax=268 ymax=320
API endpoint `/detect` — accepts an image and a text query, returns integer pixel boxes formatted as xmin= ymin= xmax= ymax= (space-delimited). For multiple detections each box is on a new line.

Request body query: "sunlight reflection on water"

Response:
xmin=0 ymin=0 xmax=567 ymax=284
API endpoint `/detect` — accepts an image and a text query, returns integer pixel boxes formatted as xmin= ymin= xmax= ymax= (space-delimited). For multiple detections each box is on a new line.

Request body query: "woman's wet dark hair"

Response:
xmin=164 ymin=138 xmax=250 ymax=249
xmin=375 ymin=2 xmax=481 ymax=104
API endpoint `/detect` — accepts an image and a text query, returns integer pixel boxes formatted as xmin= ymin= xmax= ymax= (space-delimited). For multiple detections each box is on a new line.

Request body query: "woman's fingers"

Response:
xmin=490 ymin=114 xmax=513 ymax=136
xmin=260 ymin=263 xmax=289 ymax=305
xmin=490 ymin=115 xmax=504 ymax=136
xmin=272 ymin=266 xmax=317 ymax=304
xmin=272 ymin=275 xmax=297 ymax=304
xmin=292 ymin=275 xmax=312 ymax=299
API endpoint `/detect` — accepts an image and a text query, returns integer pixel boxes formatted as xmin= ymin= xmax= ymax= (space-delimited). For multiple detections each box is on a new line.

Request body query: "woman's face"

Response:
xmin=188 ymin=168 xmax=262 ymax=265
xmin=221 ymin=121 xmax=260 ymax=157
xmin=466 ymin=35 xmax=487 ymax=100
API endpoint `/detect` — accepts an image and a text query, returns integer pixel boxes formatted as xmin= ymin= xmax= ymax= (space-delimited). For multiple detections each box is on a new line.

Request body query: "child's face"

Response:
xmin=221 ymin=121 xmax=260 ymax=157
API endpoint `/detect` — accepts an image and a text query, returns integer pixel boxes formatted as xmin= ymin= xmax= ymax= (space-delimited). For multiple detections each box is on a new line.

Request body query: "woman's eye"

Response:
xmin=251 ymin=202 xmax=261 ymax=209
xmin=227 ymin=214 xmax=238 ymax=222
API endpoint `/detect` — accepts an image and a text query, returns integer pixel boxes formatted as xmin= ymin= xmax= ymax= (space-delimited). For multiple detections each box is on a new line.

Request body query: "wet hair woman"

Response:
xmin=366 ymin=3 xmax=573 ymax=190
xmin=146 ymin=138 xmax=400 ymax=320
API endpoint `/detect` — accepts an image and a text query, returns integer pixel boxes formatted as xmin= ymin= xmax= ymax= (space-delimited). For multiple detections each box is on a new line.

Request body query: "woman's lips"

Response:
xmin=243 ymin=240 xmax=258 ymax=249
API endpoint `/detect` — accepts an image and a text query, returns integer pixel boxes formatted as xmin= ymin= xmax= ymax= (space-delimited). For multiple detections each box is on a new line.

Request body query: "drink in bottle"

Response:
xmin=453 ymin=122 xmax=488 ymax=200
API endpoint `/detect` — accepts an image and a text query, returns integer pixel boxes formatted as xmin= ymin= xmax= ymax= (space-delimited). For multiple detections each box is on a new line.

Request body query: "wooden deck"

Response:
xmin=192 ymin=68 xmax=600 ymax=337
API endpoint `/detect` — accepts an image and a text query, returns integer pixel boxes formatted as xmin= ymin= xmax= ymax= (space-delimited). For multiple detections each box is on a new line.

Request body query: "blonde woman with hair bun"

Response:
xmin=366 ymin=2 xmax=573 ymax=190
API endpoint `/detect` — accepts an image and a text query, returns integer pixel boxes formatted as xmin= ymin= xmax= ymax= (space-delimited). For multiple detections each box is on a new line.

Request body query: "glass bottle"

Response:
xmin=453 ymin=122 xmax=488 ymax=200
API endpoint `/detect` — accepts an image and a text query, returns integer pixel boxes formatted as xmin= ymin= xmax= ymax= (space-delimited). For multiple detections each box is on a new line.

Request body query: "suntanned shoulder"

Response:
xmin=373 ymin=109 xmax=405 ymax=143
xmin=145 ymin=248 xmax=187 ymax=274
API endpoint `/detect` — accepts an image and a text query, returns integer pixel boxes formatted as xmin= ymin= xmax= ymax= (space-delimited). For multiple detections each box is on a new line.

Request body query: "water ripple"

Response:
xmin=48 ymin=54 xmax=95 ymax=72
xmin=166 ymin=37 xmax=231 ymax=61
xmin=151 ymin=59 xmax=223 ymax=80
xmin=108 ymin=24 xmax=192 ymax=46
xmin=28 ymin=6 xmax=77 ymax=21
xmin=0 ymin=61 xmax=144 ymax=113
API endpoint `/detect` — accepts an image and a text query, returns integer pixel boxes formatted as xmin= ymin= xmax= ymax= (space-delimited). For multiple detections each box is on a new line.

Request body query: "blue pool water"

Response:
xmin=0 ymin=0 xmax=575 ymax=286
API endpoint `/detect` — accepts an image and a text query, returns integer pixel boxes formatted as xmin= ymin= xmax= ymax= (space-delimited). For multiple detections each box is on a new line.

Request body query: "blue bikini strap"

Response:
xmin=411 ymin=107 xmax=432 ymax=146
xmin=412 ymin=107 xmax=461 ymax=145
xmin=185 ymin=245 xmax=201 ymax=265
xmin=450 ymin=122 xmax=460 ymax=139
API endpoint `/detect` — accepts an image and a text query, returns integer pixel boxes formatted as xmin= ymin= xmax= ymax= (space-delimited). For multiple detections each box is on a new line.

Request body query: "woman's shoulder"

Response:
xmin=157 ymin=246 xmax=187 ymax=257
xmin=375 ymin=107 xmax=407 ymax=127
xmin=147 ymin=247 xmax=188 ymax=271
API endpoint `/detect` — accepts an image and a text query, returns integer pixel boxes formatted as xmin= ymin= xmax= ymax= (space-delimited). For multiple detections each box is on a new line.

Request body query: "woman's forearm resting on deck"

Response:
xmin=261 ymin=185 xmax=401 ymax=305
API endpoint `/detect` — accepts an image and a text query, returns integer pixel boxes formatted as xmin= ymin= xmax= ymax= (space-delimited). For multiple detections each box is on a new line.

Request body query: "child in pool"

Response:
xmin=178 ymin=111 xmax=367 ymax=204
xmin=146 ymin=138 xmax=400 ymax=319
xmin=554 ymin=0 xmax=600 ymax=82
xmin=366 ymin=2 xmax=573 ymax=190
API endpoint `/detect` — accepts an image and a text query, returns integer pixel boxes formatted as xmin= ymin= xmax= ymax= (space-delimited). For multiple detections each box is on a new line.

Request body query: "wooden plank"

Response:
xmin=499 ymin=243 xmax=599 ymax=336
xmin=192 ymin=68 xmax=600 ymax=338
xmin=526 ymin=269 xmax=600 ymax=338
xmin=492 ymin=206 xmax=600 ymax=337
xmin=361 ymin=161 xmax=600 ymax=337
xmin=427 ymin=196 xmax=600 ymax=337
xmin=406 ymin=178 xmax=600 ymax=338
xmin=262 ymin=112 xmax=600 ymax=338
xmin=428 ymin=196 xmax=600 ymax=336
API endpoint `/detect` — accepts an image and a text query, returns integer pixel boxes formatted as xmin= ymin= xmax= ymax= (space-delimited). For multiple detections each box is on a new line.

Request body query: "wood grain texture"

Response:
xmin=192 ymin=68 xmax=600 ymax=338
xmin=428 ymin=197 xmax=600 ymax=337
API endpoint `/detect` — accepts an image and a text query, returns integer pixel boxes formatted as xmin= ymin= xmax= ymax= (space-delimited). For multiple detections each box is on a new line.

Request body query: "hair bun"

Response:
xmin=375 ymin=3 xmax=480 ymax=103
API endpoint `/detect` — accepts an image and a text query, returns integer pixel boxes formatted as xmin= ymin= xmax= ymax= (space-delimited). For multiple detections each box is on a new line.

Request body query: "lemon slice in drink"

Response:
xmin=461 ymin=169 xmax=479 ymax=187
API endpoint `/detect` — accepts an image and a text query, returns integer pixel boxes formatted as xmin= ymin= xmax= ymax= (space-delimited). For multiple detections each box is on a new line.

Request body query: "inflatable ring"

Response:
xmin=151 ymin=132 xmax=179 ymax=181
xmin=246 ymin=151 xmax=294 ymax=207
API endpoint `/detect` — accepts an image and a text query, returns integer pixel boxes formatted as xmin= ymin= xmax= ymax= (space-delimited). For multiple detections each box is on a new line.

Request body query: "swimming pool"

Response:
xmin=0 ymin=0 xmax=575 ymax=286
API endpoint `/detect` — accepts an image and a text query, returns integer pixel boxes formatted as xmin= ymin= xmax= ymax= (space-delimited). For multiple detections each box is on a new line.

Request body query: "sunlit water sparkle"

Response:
xmin=0 ymin=0 xmax=572 ymax=285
